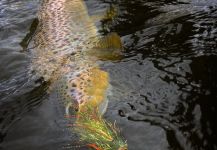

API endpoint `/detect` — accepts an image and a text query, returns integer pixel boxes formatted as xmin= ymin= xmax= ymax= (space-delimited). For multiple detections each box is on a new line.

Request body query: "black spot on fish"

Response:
xmin=80 ymin=100 xmax=84 ymax=104
xmin=74 ymin=38 xmax=79 ymax=40
xmin=71 ymin=83 xmax=76 ymax=87
xmin=70 ymin=52 xmax=75 ymax=56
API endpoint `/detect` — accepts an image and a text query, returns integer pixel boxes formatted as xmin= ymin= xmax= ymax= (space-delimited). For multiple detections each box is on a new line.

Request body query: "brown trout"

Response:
xmin=31 ymin=0 xmax=127 ymax=149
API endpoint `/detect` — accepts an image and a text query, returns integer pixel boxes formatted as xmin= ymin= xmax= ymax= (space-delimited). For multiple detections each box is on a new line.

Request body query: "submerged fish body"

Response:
xmin=32 ymin=0 xmax=98 ymax=80
xmin=32 ymin=0 xmax=110 ymax=106
xmin=31 ymin=0 xmax=127 ymax=149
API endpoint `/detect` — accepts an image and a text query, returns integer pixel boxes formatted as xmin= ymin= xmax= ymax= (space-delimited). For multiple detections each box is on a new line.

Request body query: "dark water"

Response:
xmin=0 ymin=0 xmax=217 ymax=150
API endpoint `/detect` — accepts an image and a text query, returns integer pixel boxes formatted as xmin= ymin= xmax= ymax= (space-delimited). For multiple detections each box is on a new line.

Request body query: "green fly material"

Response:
xmin=72 ymin=107 xmax=127 ymax=150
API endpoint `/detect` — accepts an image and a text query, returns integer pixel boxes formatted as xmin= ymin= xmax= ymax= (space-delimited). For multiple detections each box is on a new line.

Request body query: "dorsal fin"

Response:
xmin=90 ymin=5 xmax=118 ymax=23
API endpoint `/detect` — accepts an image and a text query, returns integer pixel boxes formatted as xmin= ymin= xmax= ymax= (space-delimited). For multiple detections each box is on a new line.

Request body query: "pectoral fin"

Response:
xmin=87 ymin=32 xmax=124 ymax=60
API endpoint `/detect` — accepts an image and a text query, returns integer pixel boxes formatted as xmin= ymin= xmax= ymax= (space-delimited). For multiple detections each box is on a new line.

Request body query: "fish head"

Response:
xmin=57 ymin=66 xmax=128 ymax=149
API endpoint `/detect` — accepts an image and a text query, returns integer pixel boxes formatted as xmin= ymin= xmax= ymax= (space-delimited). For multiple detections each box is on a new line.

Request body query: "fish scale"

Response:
xmin=31 ymin=0 xmax=124 ymax=113
xmin=30 ymin=0 xmax=127 ymax=149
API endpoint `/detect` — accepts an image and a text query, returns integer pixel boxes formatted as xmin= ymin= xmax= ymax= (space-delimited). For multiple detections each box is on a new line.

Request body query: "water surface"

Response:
xmin=0 ymin=0 xmax=217 ymax=150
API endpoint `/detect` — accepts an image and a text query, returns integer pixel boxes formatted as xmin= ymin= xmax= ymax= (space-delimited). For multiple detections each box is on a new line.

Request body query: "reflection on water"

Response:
xmin=0 ymin=0 xmax=217 ymax=150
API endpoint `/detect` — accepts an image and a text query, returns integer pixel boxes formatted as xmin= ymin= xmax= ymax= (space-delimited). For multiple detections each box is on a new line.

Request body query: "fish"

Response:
xmin=30 ymin=0 xmax=127 ymax=149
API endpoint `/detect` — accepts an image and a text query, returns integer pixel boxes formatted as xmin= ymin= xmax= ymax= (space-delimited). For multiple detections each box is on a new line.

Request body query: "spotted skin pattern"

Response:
xmin=57 ymin=65 xmax=109 ymax=114
xmin=30 ymin=0 xmax=127 ymax=149
xmin=32 ymin=0 xmax=98 ymax=81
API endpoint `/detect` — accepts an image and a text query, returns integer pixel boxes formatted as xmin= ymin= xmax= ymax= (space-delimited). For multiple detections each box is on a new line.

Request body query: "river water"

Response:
xmin=0 ymin=0 xmax=217 ymax=150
